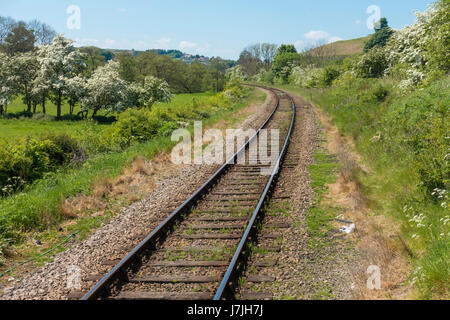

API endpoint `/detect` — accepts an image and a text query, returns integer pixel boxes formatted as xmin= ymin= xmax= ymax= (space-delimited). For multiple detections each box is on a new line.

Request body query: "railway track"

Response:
xmin=78 ymin=86 xmax=296 ymax=300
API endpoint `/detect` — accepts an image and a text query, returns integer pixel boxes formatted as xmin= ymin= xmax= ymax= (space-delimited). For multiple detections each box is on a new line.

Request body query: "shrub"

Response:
xmin=0 ymin=134 xmax=83 ymax=196
xmin=354 ymin=47 xmax=389 ymax=78
xmin=320 ymin=67 xmax=341 ymax=87
xmin=108 ymin=108 xmax=163 ymax=146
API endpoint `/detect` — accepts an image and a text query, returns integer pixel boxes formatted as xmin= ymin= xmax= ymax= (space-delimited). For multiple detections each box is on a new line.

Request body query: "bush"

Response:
xmin=354 ymin=47 xmax=388 ymax=78
xmin=0 ymin=134 xmax=83 ymax=196
xmin=320 ymin=67 xmax=341 ymax=87
xmin=108 ymin=108 xmax=163 ymax=146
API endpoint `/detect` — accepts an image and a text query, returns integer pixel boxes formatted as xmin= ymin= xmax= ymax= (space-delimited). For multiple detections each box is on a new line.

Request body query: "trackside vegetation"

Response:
xmin=0 ymin=83 xmax=253 ymax=258
xmin=244 ymin=0 xmax=448 ymax=299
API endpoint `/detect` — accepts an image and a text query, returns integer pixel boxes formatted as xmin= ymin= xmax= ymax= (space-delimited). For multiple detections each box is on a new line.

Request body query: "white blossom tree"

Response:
xmin=9 ymin=52 xmax=39 ymax=113
xmin=140 ymin=76 xmax=173 ymax=109
xmin=0 ymin=52 xmax=15 ymax=115
xmin=35 ymin=34 xmax=85 ymax=118
xmin=83 ymin=60 xmax=129 ymax=118
xmin=64 ymin=75 xmax=87 ymax=116
xmin=225 ymin=65 xmax=247 ymax=82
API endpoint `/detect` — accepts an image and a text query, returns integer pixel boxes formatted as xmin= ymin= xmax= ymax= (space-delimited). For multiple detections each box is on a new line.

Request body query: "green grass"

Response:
xmin=0 ymin=119 xmax=101 ymax=140
xmin=307 ymin=146 xmax=342 ymax=246
xmin=5 ymin=96 xmax=75 ymax=117
xmin=0 ymin=92 xmax=218 ymax=141
xmin=307 ymin=36 xmax=371 ymax=57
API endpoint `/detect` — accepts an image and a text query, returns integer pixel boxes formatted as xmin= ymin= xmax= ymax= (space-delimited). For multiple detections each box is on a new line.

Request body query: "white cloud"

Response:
xmin=300 ymin=30 xmax=344 ymax=47
xmin=179 ymin=41 xmax=198 ymax=50
xmin=104 ymin=39 xmax=116 ymax=46
xmin=294 ymin=40 xmax=304 ymax=48
xmin=73 ymin=38 xmax=99 ymax=47
xmin=304 ymin=30 xmax=330 ymax=40
xmin=135 ymin=41 xmax=149 ymax=50
xmin=117 ymin=8 xmax=127 ymax=13
xmin=355 ymin=19 xmax=362 ymax=25
xmin=156 ymin=37 xmax=172 ymax=49
xmin=327 ymin=36 xmax=343 ymax=44
xmin=178 ymin=41 xmax=210 ymax=54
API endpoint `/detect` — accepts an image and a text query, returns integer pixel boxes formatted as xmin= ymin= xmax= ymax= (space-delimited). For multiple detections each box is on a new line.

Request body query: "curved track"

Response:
xmin=80 ymin=86 xmax=296 ymax=300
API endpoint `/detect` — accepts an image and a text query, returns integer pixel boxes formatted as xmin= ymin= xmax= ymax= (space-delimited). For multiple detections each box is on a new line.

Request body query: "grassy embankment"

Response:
xmin=277 ymin=75 xmax=449 ymax=299
xmin=0 ymin=88 xmax=266 ymax=271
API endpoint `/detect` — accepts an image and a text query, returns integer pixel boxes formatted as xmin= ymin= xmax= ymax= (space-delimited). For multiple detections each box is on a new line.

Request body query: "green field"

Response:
xmin=0 ymin=92 xmax=217 ymax=140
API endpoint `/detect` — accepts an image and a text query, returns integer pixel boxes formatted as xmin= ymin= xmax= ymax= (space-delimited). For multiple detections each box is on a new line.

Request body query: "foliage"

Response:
xmin=0 ymin=52 xmax=15 ymax=114
xmin=0 ymin=88 xmax=254 ymax=245
xmin=225 ymin=65 xmax=247 ymax=82
xmin=290 ymin=65 xmax=341 ymax=88
xmin=35 ymin=35 xmax=86 ymax=118
xmin=272 ymin=45 xmax=301 ymax=81
xmin=0 ymin=134 xmax=82 ymax=196
xmin=364 ymin=18 xmax=394 ymax=52
xmin=1 ymin=23 xmax=35 ymax=55
xmin=288 ymin=73 xmax=449 ymax=298
xmin=107 ymin=108 xmax=163 ymax=147
xmin=64 ymin=75 xmax=87 ymax=115
xmin=383 ymin=1 xmax=450 ymax=89
xmin=354 ymin=47 xmax=389 ymax=78
xmin=140 ymin=76 xmax=173 ymax=109
xmin=117 ymin=51 xmax=224 ymax=93
xmin=82 ymin=60 xmax=129 ymax=117
xmin=9 ymin=52 xmax=39 ymax=112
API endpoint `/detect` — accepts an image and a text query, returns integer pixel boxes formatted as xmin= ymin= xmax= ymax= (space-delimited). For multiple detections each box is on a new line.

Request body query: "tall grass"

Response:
xmin=278 ymin=76 xmax=449 ymax=299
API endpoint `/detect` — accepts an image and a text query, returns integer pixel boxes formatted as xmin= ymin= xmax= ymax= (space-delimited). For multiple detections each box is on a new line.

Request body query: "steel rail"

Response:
xmin=214 ymin=90 xmax=296 ymax=300
xmin=81 ymin=85 xmax=280 ymax=300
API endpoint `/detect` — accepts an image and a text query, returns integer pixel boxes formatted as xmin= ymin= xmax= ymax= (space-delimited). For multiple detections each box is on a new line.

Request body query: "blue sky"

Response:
xmin=1 ymin=0 xmax=433 ymax=59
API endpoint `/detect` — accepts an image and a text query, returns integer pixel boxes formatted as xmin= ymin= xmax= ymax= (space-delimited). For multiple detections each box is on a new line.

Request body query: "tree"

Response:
xmin=64 ymin=76 xmax=87 ymax=115
xmin=27 ymin=20 xmax=56 ymax=46
xmin=209 ymin=57 xmax=228 ymax=92
xmin=272 ymin=44 xmax=301 ymax=81
xmin=35 ymin=35 xmax=85 ymax=119
xmin=238 ymin=49 xmax=262 ymax=76
xmin=140 ymin=76 xmax=173 ymax=109
xmin=83 ymin=60 xmax=129 ymax=118
xmin=276 ymin=44 xmax=297 ymax=55
xmin=364 ymin=18 xmax=394 ymax=52
xmin=0 ymin=52 xmax=15 ymax=115
xmin=225 ymin=65 xmax=246 ymax=82
xmin=9 ymin=52 xmax=39 ymax=112
xmin=2 ymin=23 xmax=35 ymax=55
xmin=79 ymin=46 xmax=106 ymax=73
xmin=0 ymin=16 xmax=16 ymax=45
xmin=261 ymin=43 xmax=278 ymax=70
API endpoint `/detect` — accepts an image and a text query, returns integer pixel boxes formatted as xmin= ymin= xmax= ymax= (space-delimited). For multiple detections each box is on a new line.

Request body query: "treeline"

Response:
xmin=0 ymin=16 xmax=57 ymax=52
xmin=233 ymin=41 xmax=340 ymax=83
xmin=116 ymin=52 xmax=230 ymax=93
xmin=0 ymin=34 xmax=174 ymax=119
xmin=0 ymin=16 xmax=235 ymax=119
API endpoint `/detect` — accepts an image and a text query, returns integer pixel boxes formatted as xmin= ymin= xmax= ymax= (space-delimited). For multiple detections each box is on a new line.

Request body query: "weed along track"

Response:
xmin=76 ymin=86 xmax=296 ymax=301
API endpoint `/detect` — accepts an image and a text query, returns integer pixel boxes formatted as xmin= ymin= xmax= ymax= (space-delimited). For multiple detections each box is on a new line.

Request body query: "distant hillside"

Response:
xmin=106 ymin=48 xmax=228 ymax=65
xmin=309 ymin=36 xmax=371 ymax=57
